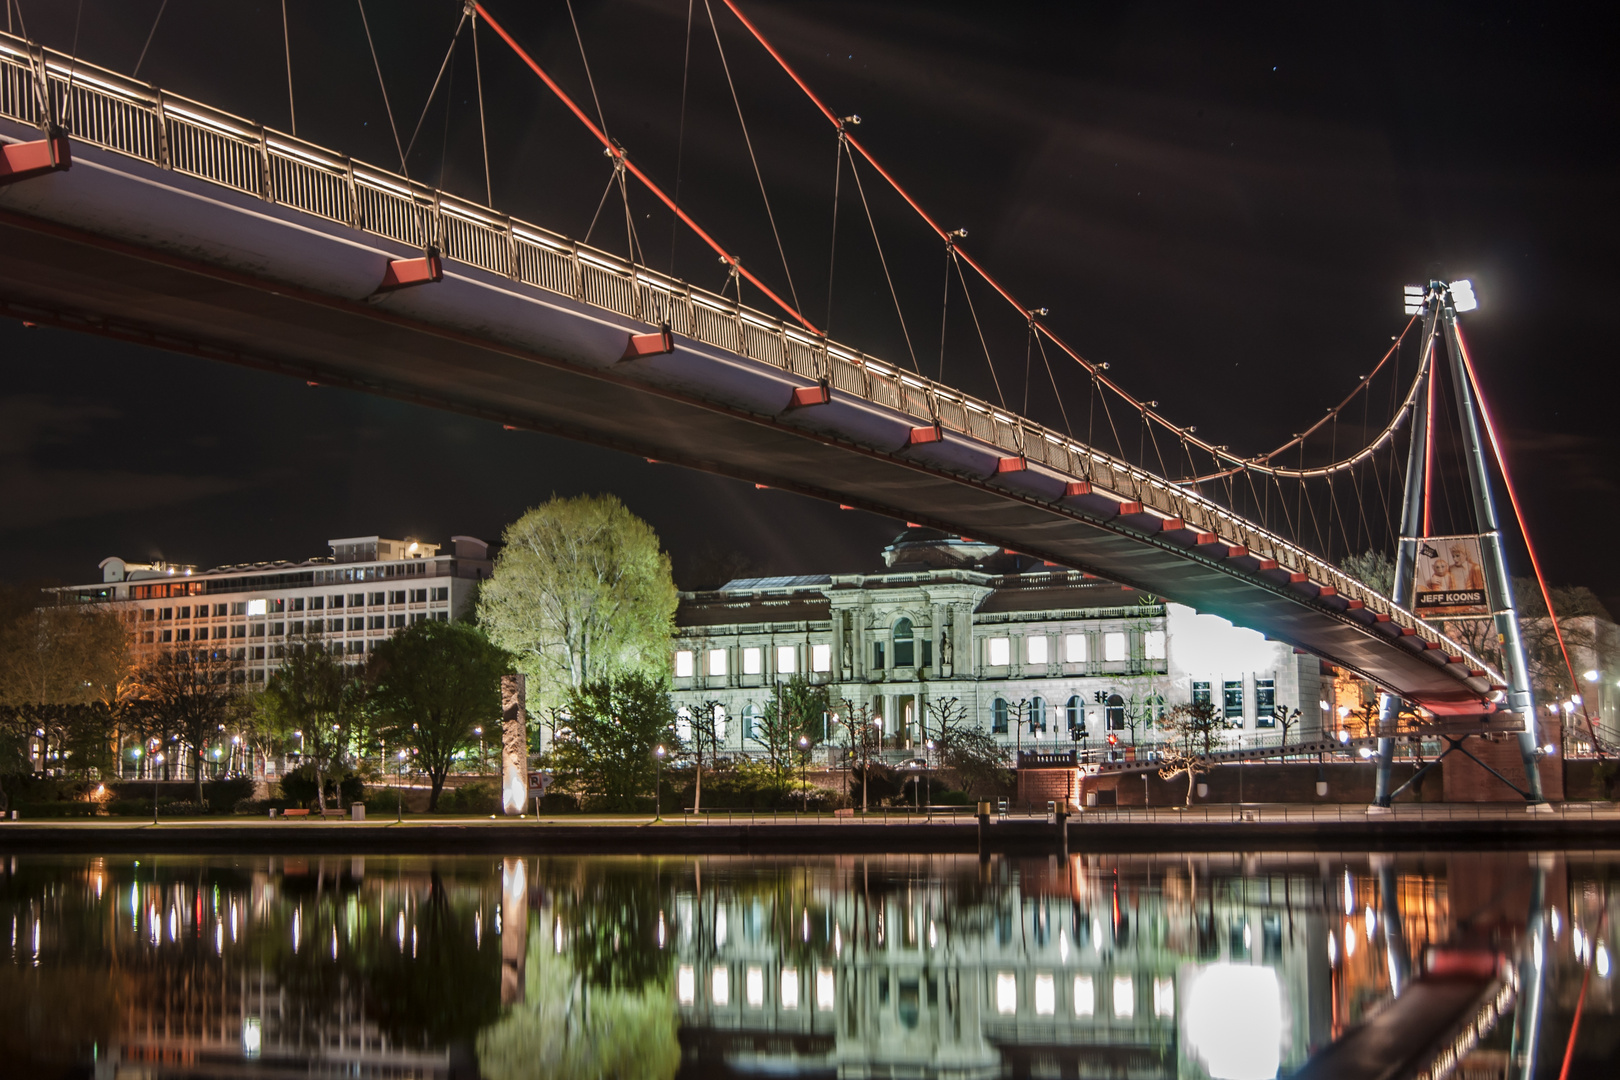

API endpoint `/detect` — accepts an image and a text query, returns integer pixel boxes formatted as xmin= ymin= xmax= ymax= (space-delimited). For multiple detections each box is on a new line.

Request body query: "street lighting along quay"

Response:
xmin=655 ymin=745 xmax=666 ymax=822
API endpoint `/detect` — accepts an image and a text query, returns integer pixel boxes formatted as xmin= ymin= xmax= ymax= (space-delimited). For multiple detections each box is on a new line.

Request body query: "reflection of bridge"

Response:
xmin=0 ymin=27 xmax=1504 ymax=713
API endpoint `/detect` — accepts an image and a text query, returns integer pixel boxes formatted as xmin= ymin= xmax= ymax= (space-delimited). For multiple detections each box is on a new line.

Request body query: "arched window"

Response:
xmin=992 ymin=698 xmax=1009 ymax=734
xmin=1146 ymin=694 xmax=1166 ymax=725
xmin=893 ymin=617 xmax=915 ymax=667
xmin=1029 ymin=697 xmax=1047 ymax=732
xmin=676 ymin=707 xmax=693 ymax=744
xmin=1106 ymin=693 xmax=1125 ymax=731
xmin=1066 ymin=695 xmax=1085 ymax=732
xmin=742 ymin=703 xmax=760 ymax=741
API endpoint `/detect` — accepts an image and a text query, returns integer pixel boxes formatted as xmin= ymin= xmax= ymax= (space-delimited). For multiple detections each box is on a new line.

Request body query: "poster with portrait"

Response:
xmin=1413 ymin=535 xmax=1491 ymax=618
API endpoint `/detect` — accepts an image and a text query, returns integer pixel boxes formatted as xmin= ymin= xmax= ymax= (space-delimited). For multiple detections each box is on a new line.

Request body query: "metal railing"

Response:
xmin=1071 ymin=801 xmax=1620 ymax=824
xmin=0 ymin=30 xmax=1494 ymax=682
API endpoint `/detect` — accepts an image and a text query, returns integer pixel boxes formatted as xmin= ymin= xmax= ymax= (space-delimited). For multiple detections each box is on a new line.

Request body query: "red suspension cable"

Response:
xmin=1422 ymin=340 xmax=1436 ymax=537
xmin=473 ymin=3 xmax=820 ymax=334
xmin=1454 ymin=324 xmax=1588 ymax=728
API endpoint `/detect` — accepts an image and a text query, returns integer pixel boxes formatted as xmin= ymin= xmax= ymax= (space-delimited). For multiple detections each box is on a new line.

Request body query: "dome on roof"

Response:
xmin=882 ymin=529 xmax=1003 ymax=569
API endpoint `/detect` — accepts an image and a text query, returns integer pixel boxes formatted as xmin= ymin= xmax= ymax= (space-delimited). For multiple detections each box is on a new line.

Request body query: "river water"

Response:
xmin=1 ymin=850 xmax=1613 ymax=1079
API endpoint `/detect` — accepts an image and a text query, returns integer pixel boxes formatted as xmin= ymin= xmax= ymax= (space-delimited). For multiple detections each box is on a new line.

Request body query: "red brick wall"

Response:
xmin=1442 ymin=725 xmax=1564 ymax=802
xmin=1016 ymin=767 xmax=1079 ymax=811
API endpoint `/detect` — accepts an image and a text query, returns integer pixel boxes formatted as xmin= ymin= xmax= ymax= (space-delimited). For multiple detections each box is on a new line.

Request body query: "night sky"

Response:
xmin=2 ymin=2 xmax=1615 ymax=607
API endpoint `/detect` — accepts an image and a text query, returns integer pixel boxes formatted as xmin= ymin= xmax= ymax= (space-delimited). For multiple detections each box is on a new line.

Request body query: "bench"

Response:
xmin=279 ymin=808 xmax=310 ymax=819
xmin=321 ymin=809 xmax=346 ymax=818
xmin=833 ymin=807 xmax=855 ymax=818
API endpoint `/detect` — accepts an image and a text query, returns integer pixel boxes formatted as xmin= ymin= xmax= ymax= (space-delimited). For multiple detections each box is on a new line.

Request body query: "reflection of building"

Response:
xmin=56 ymin=533 xmax=490 ymax=682
xmin=672 ymin=531 xmax=1322 ymax=759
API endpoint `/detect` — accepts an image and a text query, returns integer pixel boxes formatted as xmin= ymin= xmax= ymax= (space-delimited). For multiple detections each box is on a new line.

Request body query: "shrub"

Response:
xmin=12 ymin=801 xmax=101 ymax=818
xmin=438 ymin=781 xmax=498 ymax=814
xmin=932 ymin=788 xmax=973 ymax=806
xmin=365 ymin=787 xmax=405 ymax=813
xmin=158 ymin=801 xmax=212 ymax=816
xmin=204 ymin=777 xmax=256 ymax=808
xmin=278 ymin=767 xmax=319 ymax=807
xmin=233 ymin=798 xmax=292 ymax=815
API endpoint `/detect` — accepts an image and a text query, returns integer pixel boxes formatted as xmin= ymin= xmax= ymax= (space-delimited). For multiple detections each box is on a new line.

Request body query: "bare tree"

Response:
xmin=134 ymin=647 xmax=239 ymax=805
xmin=685 ymin=698 xmax=724 ymax=813
xmin=928 ymin=696 xmax=1008 ymax=799
xmin=1157 ymin=700 xmax=1226 ymax=806
xmin=835 ymin=699 xmax=883 ymax=812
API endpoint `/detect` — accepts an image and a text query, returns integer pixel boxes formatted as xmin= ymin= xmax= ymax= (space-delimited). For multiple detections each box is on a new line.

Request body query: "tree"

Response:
xmin=929 ymin=696 xmax=1008 ymax=798
xmin=751 ymin=675 xmax=829 ymax=790
xmin=259 ymin=641 xmax=363 ymax=812
xmin=1157 ymin=700 xmax=1227 ymax=806
xmin=133 ymin=647 xmax=238 ymax=805
xmin=552 ymin=673 xmax=678 ymax=811
xmin=369 ymin=621 xmax=508 ymax=811
xmin=683 ymin=698 xmax=724 ymax=814
xmin=1273 ymin=706 xmax=1303 ymax=746
xmin=1340 ymin=551 xmax=1395 ymax=595
xmin=478 ymin=495 xmax=678 ymax=709
xmin=834 ymin=699 xmax=883 ymax=812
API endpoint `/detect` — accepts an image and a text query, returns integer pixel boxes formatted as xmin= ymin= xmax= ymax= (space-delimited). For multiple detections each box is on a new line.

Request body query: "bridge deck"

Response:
xmin=0 ymin=31 xmax=1501 ymax=707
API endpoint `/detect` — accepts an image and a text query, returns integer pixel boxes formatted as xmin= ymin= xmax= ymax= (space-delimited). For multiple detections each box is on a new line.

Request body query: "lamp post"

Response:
xmin=396 ymin=749 xmax=407 ymax=822
xmin=474 ymin=726 xmax=484 ymax=774
xmin=152 ymin=751 xmax=165 ymax=824
xmin=798 ymin=735 xmax=810 ymax=814
xmin=654 ymin=745 xmax=666 ymax=822
xmin=924 ymin=739 xmax=935 ymax=815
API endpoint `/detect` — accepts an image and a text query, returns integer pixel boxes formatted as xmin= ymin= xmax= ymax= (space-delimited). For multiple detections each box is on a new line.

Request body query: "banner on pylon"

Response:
xmin=1413 ymin=535 xmax=1491 ymax=618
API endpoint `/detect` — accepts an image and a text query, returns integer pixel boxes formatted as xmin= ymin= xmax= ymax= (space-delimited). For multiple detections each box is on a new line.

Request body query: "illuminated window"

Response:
xmin=746 ymin=966 xmax=764 ymax=1008
xmin=1035 ymin=972 xmax=1055 ymax=1015
xmin=1192 ymin=681 xmax=1211 ymax=708
xmin=712 ymin=965 xmax=729 ymax=1006
xmin=245 ymin=599 xmax=266 ymax=617
xmin=893 ymin=619 xmax=915 ymax=667
xmin=1103 ymin=632 xmax=1126 ymax=662
xmin=1064 ymin=633 xmax=1087 ymax=663
xmin=987 ymin=637 xmax=1011 ymax=666
xmin=1144 ymin=630 xmax=1166 ymax=660
xmin=996 ymin=972 xmax=1018 ymax=1015
xmin=1112 ymin=975 xmax=1134 ymax=1018
xmin=677 ymin=964 xmax=695 ymax=1006
xmin=811 ymin=643 xmax=831 ymax=672
xmin=781 ymin=967 xmax=800 ymax=1009
xmin=742 ymin=647 xmax=762 ymax=675
xmin=708 ymin=649 xmax=728 ymax=677
xmin=1027 ymin=635 xmax=1048 ymax=665
xmin=1255 ymin=679 xmax=1276 ymax=727
xmin=1154 ymin=977 xmax=1175 ymax=1017
xmin=1066 ymin=696 xmax=1084 ymax=731
xmin=742 ymin=703 xmax=760 ymax=740
xmin=1029 ymin=697 xmax=1047 ymax=732
xmin=1073 ymin=974 xmax=1094 ymax=1016
xmin=816 ymin=967 xmax=835 ymax=1011
xmin=777 ymin=645 xmax=797 ymax=674
xmin=675 ymin=651 xmax=694 ymax=678
xmin=1224 ymin=680 xmax=1244 ymax=723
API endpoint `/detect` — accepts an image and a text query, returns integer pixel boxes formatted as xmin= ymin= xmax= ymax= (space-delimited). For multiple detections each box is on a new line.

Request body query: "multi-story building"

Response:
xmin=57 ymin=533 xmax=491 ymax=683
xmin=671 ymin=529 xmax=1323 ymax=759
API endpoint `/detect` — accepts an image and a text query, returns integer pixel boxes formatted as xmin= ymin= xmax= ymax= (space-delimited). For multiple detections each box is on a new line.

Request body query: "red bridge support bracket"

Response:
xmin=375 ymin=250 xmax=443 ymax=294
xmin=622 ymin=323 xmax=674 ymax=360
xmin=786 ymin=379 xmax=831 ymax=408
xmin=0 ymin=133 xmax=72 ymax=186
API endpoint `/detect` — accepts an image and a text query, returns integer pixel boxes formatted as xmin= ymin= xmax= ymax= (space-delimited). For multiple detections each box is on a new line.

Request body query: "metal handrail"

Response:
xmin=0 ymin=29 xmax=1498 ymax=687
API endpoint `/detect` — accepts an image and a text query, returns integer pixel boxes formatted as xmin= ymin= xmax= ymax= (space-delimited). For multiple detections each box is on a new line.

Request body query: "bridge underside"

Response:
xmin=0 ymin=127 xmax=1491 ymax=707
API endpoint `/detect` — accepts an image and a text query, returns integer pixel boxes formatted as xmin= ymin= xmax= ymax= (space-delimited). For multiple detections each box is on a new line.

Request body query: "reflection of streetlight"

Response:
xmin=654 ymin=745 xmax=666 ymax=822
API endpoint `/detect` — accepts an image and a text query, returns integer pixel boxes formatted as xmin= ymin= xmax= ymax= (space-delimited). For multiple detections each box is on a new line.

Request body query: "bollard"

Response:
xmin=977 ymin=801 xmax=992 ymax=858
xmin=351 ymin=803 xmax=365 ymax=822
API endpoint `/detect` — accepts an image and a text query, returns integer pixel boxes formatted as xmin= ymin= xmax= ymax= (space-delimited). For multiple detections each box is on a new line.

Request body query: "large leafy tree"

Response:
xmin=133 ymin=647 xmax=239 ymax=805
xmin=478 ymin=495 xmax=677 ymax=709
xmin=552 ymin=673 xmax=678 ymax=812
xmin=259 ymin=641 xmax=364 ymax=811
xmin=751 ymin=675 xmax=829 ymax=790
xmin=369 ymin=621 xmax=507 ymax=810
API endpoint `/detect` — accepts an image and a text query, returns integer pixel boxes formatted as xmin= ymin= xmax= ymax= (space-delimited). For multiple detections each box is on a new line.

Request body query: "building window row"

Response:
xmin=985 ymin=630 xmax=1164 ymax=668
xmin=675 ymin=644 xmax=832 ymax=680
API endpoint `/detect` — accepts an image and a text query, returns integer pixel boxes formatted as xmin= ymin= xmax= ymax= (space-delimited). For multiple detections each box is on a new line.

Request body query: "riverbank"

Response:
xmin=1 ymin=804 xmax=1616 ymax=854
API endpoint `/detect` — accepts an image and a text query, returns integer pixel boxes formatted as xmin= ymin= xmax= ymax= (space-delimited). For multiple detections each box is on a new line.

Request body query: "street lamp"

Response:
xmin=798 ymin=735 xmax=810 ymax=814
xmin=474 ymin=726 xmax=484 ymax=773
xmin=396 ymin=749 xmax=408 ymax=822
xmin=152 ymin=752 xmax=165 ymax=824
xmin=654 ymin=745 xmax=666 ymax=822
xmin=924 ymin=739 xmax=935 ymax=813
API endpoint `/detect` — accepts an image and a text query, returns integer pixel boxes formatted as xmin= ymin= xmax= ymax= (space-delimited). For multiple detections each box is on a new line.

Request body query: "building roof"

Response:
xmin=717 ymin=575 xmax=832 ymax=592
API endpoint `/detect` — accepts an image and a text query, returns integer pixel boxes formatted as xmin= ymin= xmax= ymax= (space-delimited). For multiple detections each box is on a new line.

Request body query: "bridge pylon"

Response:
xmin=1373 ymin=281 xmax=1545 ymax=806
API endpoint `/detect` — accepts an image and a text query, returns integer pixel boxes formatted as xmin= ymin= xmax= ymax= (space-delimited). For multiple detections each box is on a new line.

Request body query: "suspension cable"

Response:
xmin=847 ymin=148 xmax=920 ymax=374
xmin=703 ymin=0 xmax=802 ymax=317
xmin=134 ymin=0 xmax=168 ymax=80
xmin=357 ymin=0 xmax=408 ymax=177
xmin=669 ymin=0 xmax=694 ymax=272
xmin=823 ymin=132 xmax=843 ymax=335
xmin=470 ymin=5 xmax=492 ymax=206
xmin=404 ymin=9 xmax=468 ymax=161
xmin=473 ymin=2 xmax=818 ymax=333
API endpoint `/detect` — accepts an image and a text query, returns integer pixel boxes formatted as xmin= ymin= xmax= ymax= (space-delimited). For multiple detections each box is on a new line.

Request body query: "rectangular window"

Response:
xmin=141 ymin=630 xmax=154 ymax=644
xmin=251 ymin=646 xmax=265 ymax=660
xmin=349 ymin=593 xmax=365 ymax=607
xmin=431 ymin=587 xmax=449 ymax=602
xmin=348 ymin=617 xmax=365 ymax=631
xmin=368 ymin=616 xmax=385 ymax=630
xmin=159 ymin=607 xmax=174 ymax=621
xmin=812 ymin=643 xmax=831 ymax=672
xmin=1192 ymin=681 xmax=1211 ymax=707
xmin=142 ymin=608 xmax=156 ymax=622
xmin=1064 ymin=633 xmax=1087 ymax=663
xmin=246 ymin=599 xmax=266 ymax=617
xmin=269 ymin=598 xmax=285 ymax=613
xmin=290 ymin=597 xmax=304 ymax=612
xmin=433 ymin=611 xmax=448 ymax=622
xmin=987 ymin=637 xmax=1011 ymax=666
xmin=347 ymin=641 xmax=365 ymax=655
xmin=675 ymin=650 xmax=695 ymax=678
xmin=410 ymin=613 xmax=426 ymax=625
xmin=708 ymin=649 xmax=727 ymax=677
xmin=776 ymin=646 xmax=796 ymax=674
xmin=1027 ymin=635 xmax=1048 ymax=665
xmin=921 ymin=639 xmax=932 ymax=668
xmin=230 ymin=601 xmax=247 ymax=616
xmin=388 ymin=590 xmax=405 ymax=604
xmin=309 ymin=596 xmax=324 ymax=611
xmin=159 ymin=629 xmax=173 ymax=643
xmin=1104 ymin=632 xmax=1126 ymax=662
xmin=388 ymin=614 xmax=405 ymax=629
xmin=194 ymin=627 xmax=208 ymax=641
xmin=368 ymin=592 xmax=385 ymax=606
xmin=269 ymin=622 xmax=285 ymax=636
xmin=287 ymin=621 xmax=302 ymax=635
xmin=1255 ymin=679 xmax=1276 ymax=726
xmin=1144 ymin=630 xmax=1166 ymax=660
xmin=743 ymin=647 xmax=762 ymax=675
xmin=329 ymin=595 xmax=344 ymax=609
xmin=231 ymin=625 xmax=246 ymax=639
xmin=250 ymin=624 xmax=266 ymax=637
xmin=176 ymin=628 xmax=190 ymax=642
xmin=872 ymin=642 xmax=885 ymax=670
xmin=1223 ymin=680 xmax=1244 ymax=723
xmin=409 ymin=589 xmax=427 ymax=603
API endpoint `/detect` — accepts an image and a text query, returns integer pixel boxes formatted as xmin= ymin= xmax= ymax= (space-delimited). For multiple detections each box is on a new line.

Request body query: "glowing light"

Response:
xmin=929 ymin=920 xmax=938 ymax=948
xmin=1328 ymin=931 xmax=1338 ymax=966
xmin=781 ymin=967 xmax=800 ymax=1009
xmin=1113 ymin=975 xmax=1134 ymax=1018
xmin=711 ymin=965 xmax=729 ymax=1006
xmin=746 ymin=966 xmax=764 ymax=1008
xmin=677 ymin=965 xmax=695 ymax=1006
xmin=996 ymin=972 xmax=1018 ymax=1015
xmin=1035 ymin=972 xmax=1055 ymax=1015
xmin=1583 ymin=669 xmax=1601 ymax=683
xmin=816 ymin=967 xmax=835 ymax=1011
xmin=242 ymin=1016 xmax=262 ymax=1058
xmin=1059 ymin=928 xmax=1068 ymax=962
xmin=1185 ymin=964 xmax=1284 ymax=1080
xmin=1550 ymin=909 xmax=1561 ymax=940
xmin=716 ymin=907 xmax=727 ymax=948
xmin=1597 ymin=943 xmax=1611 ymax=979
xmin=1345 ymin=921 xmax=1357 ymax=958
xmin=1449 ymin=279 xmax=1478 ymax=312
xmin=1073 ymin=974 xmax=1095 ymax=1016
xmin=1365 ymin=906 xmax=1377 ymax=942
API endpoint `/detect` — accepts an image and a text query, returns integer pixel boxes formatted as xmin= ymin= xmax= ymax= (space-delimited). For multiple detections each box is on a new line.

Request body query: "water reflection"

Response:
xmin=0 ymin=850 xmax=1614 ymax=1078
